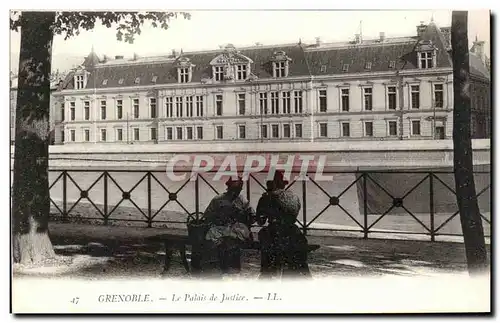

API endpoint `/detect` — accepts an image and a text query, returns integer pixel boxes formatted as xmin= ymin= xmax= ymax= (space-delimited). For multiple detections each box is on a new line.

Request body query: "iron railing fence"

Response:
xmin=47 ymin=169 xmax=491 ymax=242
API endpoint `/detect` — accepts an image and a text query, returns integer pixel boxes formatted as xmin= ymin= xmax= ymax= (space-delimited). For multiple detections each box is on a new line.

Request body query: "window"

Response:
xmin=216 ymin=125 xmax=223 ymax=139
xmin=261 ymin=125 xmax=268 ymax=139
xmin=84 ymin=101 xmax=90 ymax=120
xmin=186 ymin=127 xmax=193 ymax=140
xmin=84 ymin=129 xmax=90 ymax=142
xmin=411 ymin=120 xmax=421 ymax=135
xmin=238 ymin=94 xmax=246 ymax=115
xmin=166 ymin=97 xmax=174 ymax=118
xmin=75 ymin=75 xmax=84 ymax=89
xmin=100 ymin=129 xmax=107 ymax=142
xmin=320 ymin=65 xmax=327 ymax=73
xmin=295 ymin=124 xmax=302 ymax=138
xmin=236 ymin=65 xmax=247 ymax=80
xmin=363 ymin=88 xmax=373 ymax=111
xmin=60 ymin=105 xmax=65 ymax=121
xmin=341 ymin=122 xmax=350 ymax=137
xmin=342 ymin=64 xmax=349 ymax=72
xmin=434 ymin=84 xmax=444 ymax=108
xmin=151 ymin=75 xmax=158 ymax=83
xmin=271 ymin=124 xmax=279 ymax=138
xmin=259 ymin=93 xmax=268 ymax=115
xmin=150 ymin=98 xmax=157 ymax=118
xmin=294 ymin=91 xmax=303 ymax=113
xmin=117 ymin=129 xmax=123 ymax=141
xmin=319 ymin=123 xmax=328 ymax=137
xmin=151 ymin=127 xmax=157 ymax=141
xmin=133 ymin=99 xmax=139 ymax=118
xmin=102 ymin=79 xmax=108 ymax=86
xmin=282 ymin=92 xmax=291 ymax=114
xmin=117 ymin=99 xmax=123 ymax=119
xmin=186 ymin=96 xmax=193 ymax=117
xmin=176 ymin=97 xmax=183 ymax=117
xmin=214 ymin=66 xmax=224 ymax=81
xmin=70 ymin=130 xmax=75 ymax=142
xmin=197 ymin=126 xmax=203 ymax=140
xmin=61 ymin=130 xmax=65 ymax=143
xmin=215 ymin=95 xmax=223 ymax=116
xmin=134 ymin=77 xmax=140 ymax=84
xmin=419 ymin=52 xmax=433 ymax=69
xmin=271 ymin=92 xmax=279 ymax=114
xmin=118 ymin=78 xmax=124 ymax=85
xmin=196 ymin=96 xmax=204 ymax=117
xmin=411 ymin=85 xmax=420 ymax=109
xmin=179 ymin=68 xmax=189 ymax=83
xmin=364 ymin=121 xmax=374 ymax=137
xmin=365 ymin=62 xmax=372 ymax=70
xmin=283 ymin=124 xmax=291 ymax=138
xmin=388 ymin=121 xmax=398 ymax=136
xmin=388 ymin=87 xmax=397 ymax=110
xmin=176 ymin=127 xmax=183 ymax=140
xmin=70 ymin=102 xmax=75 ymax=120
xmin=389 ymin=61 xmax=396 ymax=69
xmin=133 ymin=128 xmax=140 ymax=141
xmin=166 ymin=127 xmax=173 ymax=140
xmin=274 ymin=61 xmax=286 ymax=78
xmin=238 ymin=125 xmax=246 ymax=139
xmin=319 ymin=90 xmax=327 ymax=112
xmin=100 ymin=100 xmax=106 ymax=120
xmin=341 ymin=89 xmax=349 ymax=112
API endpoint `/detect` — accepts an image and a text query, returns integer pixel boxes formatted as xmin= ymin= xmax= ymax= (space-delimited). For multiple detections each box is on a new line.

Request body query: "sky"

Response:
xmin=9 ymin=10 xmax=491 ymax=70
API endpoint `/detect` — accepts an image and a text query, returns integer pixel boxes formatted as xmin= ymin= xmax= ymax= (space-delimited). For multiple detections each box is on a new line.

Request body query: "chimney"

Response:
xmin=171 ymin=49 xmax=177 ymax=57
xmin=255 ymin=42 xmax=262 ymax=46
xmin=417 ymin=21 xmax=427 ymax=38
xmin=115 ymin=55 xmax=124 ymax=60
xmin=379 ymin=32 xmax=386 ymax=42
xmin=315 ymin=37 xmax=322 ymax=46
xmin=354 ymin=33 xmax=362 ymax=44
xmin=472 ymin=37 xmax=486 ymax=64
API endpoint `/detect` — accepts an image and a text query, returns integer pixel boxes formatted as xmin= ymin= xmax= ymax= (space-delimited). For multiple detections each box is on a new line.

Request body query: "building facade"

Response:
xmin=52 ymin=21 xmax=489 ymax=145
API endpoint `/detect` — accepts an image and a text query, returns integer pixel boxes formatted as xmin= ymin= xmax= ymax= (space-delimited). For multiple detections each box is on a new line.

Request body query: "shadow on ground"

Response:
xmin=13 ymin=222 xmax=490 ymax=280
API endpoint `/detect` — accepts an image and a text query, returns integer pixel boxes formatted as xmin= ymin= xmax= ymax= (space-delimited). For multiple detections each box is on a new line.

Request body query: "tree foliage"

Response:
xmin=10 ymin=11 xmax=191 ymax=44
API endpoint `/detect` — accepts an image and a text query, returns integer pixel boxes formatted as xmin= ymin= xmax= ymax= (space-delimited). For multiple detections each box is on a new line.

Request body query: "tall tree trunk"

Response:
xmin=12 ymin=11 xmax=56 ymax=265
xmin=450 ymin=11 xmax=488 ymax=275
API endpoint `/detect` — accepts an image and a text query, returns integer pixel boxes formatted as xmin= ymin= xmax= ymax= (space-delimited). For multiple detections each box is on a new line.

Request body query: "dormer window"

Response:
xmin=118 ymin=78 xmax=124 ymax=85
xmin=416 ymin=40 xmax=438 ymax=69
xmin=365 ymin=62 xmax=372 ymax=70
xmin=236 ymin=64 xmax=247 ymax=80
xmin=175 ymin=56 xmax=195 ymax=83
xmin=274 ymin=61 xmax=286 ymax=78
xmin=389 ymin=61 xmax=396 ymax=69
xmin=419 ymin=51 xmax=434 ymax=69
xmin=74 ymin=73 xmax=86 ymax=90
xmin=102 ymin=79 xmax=108 ymax=85
xmin=270 ymin=50 xmax=291 ymax=78
xmin=134 ymin=77 xmax=140 ymax=84
xmin=320 ymin=65 xmax=327 ymax=73
xmin=210 ymin=45 xmax=253 ymax=82
xmin=151 ymin=75 xmax=157 ymax=83
xmin=179 ymin=67 xmax=190 ymax=83
xmin=342 ymin=64 xmax=349 ymax=72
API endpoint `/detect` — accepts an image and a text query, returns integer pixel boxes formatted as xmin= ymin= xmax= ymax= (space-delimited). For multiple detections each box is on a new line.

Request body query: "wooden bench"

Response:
xmin=146 ymin=213 xmax=320 ymax=274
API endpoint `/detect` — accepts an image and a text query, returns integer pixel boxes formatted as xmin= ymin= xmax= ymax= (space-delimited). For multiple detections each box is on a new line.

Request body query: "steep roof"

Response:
xmin=470 ymin=53 xmax=490 ymax=80
xmin=61 ymin=22 xmax=457 ymax=91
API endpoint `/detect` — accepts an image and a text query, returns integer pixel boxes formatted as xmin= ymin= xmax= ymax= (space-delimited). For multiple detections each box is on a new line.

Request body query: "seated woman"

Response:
xmin=256 ymin=170 xmax=311 ymax=278
xmin=203 ymin=176 xmax=255 ymax=275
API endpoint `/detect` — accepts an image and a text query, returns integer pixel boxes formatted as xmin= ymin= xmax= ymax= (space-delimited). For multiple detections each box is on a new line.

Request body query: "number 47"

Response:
xmin=71 ymin=297 xmax=79 ymax=304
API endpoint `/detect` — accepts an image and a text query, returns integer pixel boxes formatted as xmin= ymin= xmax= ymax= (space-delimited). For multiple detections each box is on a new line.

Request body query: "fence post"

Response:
xmin=195 ymin=174 xmax=200 ymax=220
xmin=363 ymin=172 xmax=368 ymax=239
xmin=62 ymin=170 xmax=67 ymax=221
xmin=147 ymin=172 xmax=152 ymax=228
xmin=302 ymin=177 xmax=307 ymax=236
xmin=429 ymin=172 xmax=435 ymax=242
xmin=103 ymin=171 xmax=108 ymax=225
